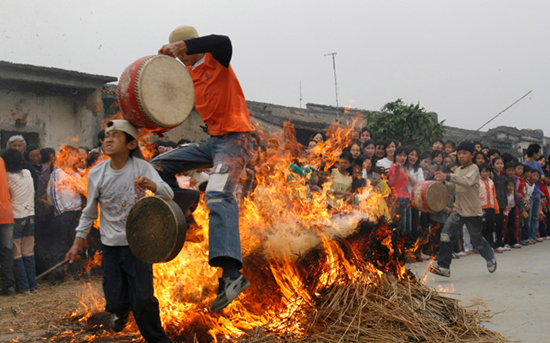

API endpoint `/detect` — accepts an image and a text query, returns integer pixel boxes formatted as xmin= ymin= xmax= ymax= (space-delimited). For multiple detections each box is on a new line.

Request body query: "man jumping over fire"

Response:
xmin=152 ymin=25 xmax=254 ymax=312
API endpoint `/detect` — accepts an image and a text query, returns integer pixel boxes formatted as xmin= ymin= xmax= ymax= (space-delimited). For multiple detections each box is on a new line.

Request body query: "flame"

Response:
xmin=70 ymin=115 xmax=420 ymax=342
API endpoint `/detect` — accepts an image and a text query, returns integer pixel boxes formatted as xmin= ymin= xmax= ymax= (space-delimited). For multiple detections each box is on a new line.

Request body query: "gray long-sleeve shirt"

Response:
xmin=75 ymin=157 xmax=174 ymax=246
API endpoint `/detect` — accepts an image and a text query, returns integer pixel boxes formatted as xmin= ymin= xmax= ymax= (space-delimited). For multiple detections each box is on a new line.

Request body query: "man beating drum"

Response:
xmin=152 ymin=25 xmax=255 ymax=312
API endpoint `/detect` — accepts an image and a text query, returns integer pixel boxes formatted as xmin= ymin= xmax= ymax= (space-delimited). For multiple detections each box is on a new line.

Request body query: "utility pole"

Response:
xmin=299 ymin=80 xmax=302 ymax=109
xmin=324 ymin=52 xmax=339 ymax=118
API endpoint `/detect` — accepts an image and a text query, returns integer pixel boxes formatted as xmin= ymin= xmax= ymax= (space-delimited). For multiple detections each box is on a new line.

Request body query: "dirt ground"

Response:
xmin=0 ymin=277 xmax=142 ymax=342
xmin=408 ymin=241 xmax=550 ymax=343
xmin=2 ymin=240 xmax=547 ymax=342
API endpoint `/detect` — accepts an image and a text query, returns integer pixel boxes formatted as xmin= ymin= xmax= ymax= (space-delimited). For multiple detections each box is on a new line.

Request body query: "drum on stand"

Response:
xmin=118 ymin=55 xmax=195 ymax=133
xmin=411 ymin=181 xmax=448 ymax=213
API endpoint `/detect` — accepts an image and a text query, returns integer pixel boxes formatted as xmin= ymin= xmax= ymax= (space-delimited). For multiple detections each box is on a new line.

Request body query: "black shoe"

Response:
xmin=211 ymin=274 xmax=250 ymax=312
xmin=110 ymin=311 xmax=129 ymax=332
xmin=2 ymin=287 xmax=15 ymax=296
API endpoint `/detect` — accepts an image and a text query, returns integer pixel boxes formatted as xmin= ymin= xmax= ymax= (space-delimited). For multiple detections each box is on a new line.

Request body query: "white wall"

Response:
xmin=0 ymin=89 xmax=101 ymax=150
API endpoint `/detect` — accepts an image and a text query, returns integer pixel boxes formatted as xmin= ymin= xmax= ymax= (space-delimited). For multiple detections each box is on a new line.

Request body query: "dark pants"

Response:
xmin=52 ymin=211 xmax=82 ymax=282
xmin=0 ymin=223 xmax=15 ymax=291
xmin=34 ymin=213 xmax=54 ymax=275
xmin=438 ymin=212 xmax=494 ymax=269
xmin=102 ymin=245 xmax=171 ymax=343
xmin=482 ymin=209 xmax=496 ymax=248
xmin=495 ymin=211 xmax=504 ymax=247
xmin=504 ymin=207 xmax=518 ymax=245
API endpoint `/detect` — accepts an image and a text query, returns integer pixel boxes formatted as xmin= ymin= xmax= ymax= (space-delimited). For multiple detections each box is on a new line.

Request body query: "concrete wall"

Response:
xmin=0 ymin=88 xmax=100 ymax=150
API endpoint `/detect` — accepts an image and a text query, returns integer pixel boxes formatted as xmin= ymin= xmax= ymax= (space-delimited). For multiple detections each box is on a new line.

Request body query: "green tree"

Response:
xmin=365 ymin=99 xmax=446 ymax=149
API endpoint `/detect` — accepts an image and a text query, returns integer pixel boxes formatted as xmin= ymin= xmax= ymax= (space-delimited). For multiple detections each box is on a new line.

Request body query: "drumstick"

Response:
xmin=36 ymin=259 xmax=69 ymax=280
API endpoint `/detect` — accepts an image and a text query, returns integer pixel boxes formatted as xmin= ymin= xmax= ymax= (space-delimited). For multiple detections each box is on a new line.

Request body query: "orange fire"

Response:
xmin=67 ymin=116 xmax=415 ymax=342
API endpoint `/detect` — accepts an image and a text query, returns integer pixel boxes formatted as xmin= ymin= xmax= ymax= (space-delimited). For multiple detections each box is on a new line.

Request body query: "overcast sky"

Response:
xmin=2 ymin=0 xmax=549 ymax=136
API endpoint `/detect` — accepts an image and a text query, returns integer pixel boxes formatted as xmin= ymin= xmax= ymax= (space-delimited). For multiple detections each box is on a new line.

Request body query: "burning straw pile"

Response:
xmin=66 ymin=120 xmax=505 ymax=343
xmin=235 ymin=221 xmax=506 ymax=343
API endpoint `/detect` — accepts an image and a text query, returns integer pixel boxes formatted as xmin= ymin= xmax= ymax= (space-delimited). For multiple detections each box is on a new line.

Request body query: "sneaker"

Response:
xmin=494 ymin=247 xmax=504 ymax=253
xmin=535 ymin=237 xmax=544 ymax=242
xmin=110 ymin=311 xmax=129 ymax=332
xmin=529 ymin=239 xmax=537 ymax=245
xmin=512 ymin=243 xmax=522 ymax=249
xmin=545 ymin=236 xmax=550 ymax=240
xmin=452 ymin=253 xmax=460 ymax=259
xmin=503 ymin=244 xmax=512 ymax=251
xmin=429 ymin=263 xmax=450 ymax=277
xmin=211 ymin=274 xmax=250 ymax=312
xmin=456 ymin=251 xmax=467 ymax=257
xmin=487 ymin=258 xmax=497 ymax=273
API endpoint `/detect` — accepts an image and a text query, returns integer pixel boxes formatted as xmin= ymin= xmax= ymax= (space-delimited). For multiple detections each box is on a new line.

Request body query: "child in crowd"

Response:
xmin=503 ymin=179 xmax=520 ymax=248
xmin=442 ymin=155 xmax=454 ymax=169
xmin=519 ymin=169 xmax=542 ymax=245
xmin=431 ymin=150 xmax=443 ymax=168
xmin=362 ymin=140 xmax=375 ymax=163
xmin=358 ymin=128 xmax=373 ymax=150
xmin=473 ymin=141 xmax=483 ymax=152
xmin=492 ymin=157 xmax=508 ymax=251
xmin=444 ymin=140 xmax=456 ymax=162
xmin=487 ymin=149 xmax=500 ymax=163
xmin=430 ymin=140 xmax=496 ymax=277
xmin=376 ymin=140 xmax=397 ymax=173
xmin=502 ymin=163 xmax=520 ymax=248
xmin=2 ymin=149 xmax=37 ymax=294
xmin=351 ymin=164 xmax=367 ymax=205
xmin=373 ymin=141 xmax=386 ymax=163
xmin=405 ymin=147 xmax=424 ymax=237
xmin=388 ymin=147 xmax=411 ymax=235
xmin=479 ymin=164 xmax=500 ymax=251
xmin=65 ymin=120 xmax=173 ymax=342
xmin=474 ymin=151 xmax=487 ymax=166
xmin=432 ymin=139 xmax=445 ymax=151
xmin=348 ymin=142 xmax=365 ymax=167
xmin=419 ymin=152 xmax=434 ymax=180
xmin=369 ymin=166 xmax=391 ymax=221
xmin=327 ymin=151 xmax=353 ymax=208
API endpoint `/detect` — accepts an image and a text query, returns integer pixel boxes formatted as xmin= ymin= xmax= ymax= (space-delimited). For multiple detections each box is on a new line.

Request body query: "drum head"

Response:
xmin=126 ymin=196 xmax=184 ymax=263
xmin=425 ymin=182 xmax=448 ymax=213
xmin=137 ymin=55 xmax=194 ymax=129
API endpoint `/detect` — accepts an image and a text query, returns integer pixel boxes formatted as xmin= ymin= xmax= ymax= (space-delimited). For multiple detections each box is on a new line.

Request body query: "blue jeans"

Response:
xmin=438 ymin=212 xmax=494 ymax=269
xmin=521 ymin=197 xmax=541 ymax=242
xmin=102 ymin=245 xmax=171 ymax=343
xmin=528 ymin=197 xmax=541 ymax=240
xmin=13 ymin=216 xmax=37 ymax=292
xmin=397 ymin=198 xmax=412 ymax=236
xmin=150 ymin=133 xmax=253 ymax=269
xmin=0 ymin=223 xmax=15 ymax=290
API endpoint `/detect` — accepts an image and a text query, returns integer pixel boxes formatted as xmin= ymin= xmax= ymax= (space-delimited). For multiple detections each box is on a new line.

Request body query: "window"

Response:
xmin=491 ymin=141 xmax=512 ymax=149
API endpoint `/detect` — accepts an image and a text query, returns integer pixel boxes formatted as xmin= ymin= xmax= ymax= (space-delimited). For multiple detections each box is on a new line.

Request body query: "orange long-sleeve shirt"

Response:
xmin=479 ymin=177 xmax=499 ymax=214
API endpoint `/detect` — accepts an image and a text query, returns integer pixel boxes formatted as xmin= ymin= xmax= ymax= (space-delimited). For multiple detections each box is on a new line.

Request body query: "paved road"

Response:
xmin=408 ymin=241 xmax=550 ymax=343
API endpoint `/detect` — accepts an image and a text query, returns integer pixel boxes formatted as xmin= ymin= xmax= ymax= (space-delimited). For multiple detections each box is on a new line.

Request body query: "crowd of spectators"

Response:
xmin=1 ymin=126 xmax=550 ymax=295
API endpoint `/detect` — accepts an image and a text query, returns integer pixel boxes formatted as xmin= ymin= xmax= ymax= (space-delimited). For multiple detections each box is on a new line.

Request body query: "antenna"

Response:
xmin=324 ymin=52 xmax=339 ymax=118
